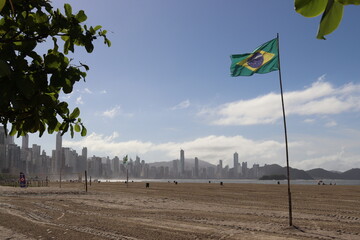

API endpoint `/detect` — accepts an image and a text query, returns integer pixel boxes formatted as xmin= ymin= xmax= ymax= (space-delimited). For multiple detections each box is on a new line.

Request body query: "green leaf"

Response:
xmin=295 ymin=0 xmax=328 ymax=17
xmin=34 ymin=10 xmax=48 ymax=23
xmin=63 ymin=78 xmax=73 ymax=93
xmin=64 ymin=39 xmax=70 ymax=54
xmin=69 ymin=107 xmax=80 ymax=119
xmin=52 ymin=37 xmax=59 ymax=52
xmin=64 ymin=3 xmax=72 ymax=18
xmin=54 ymin=123 xmax=61 ymax=132
xmin=23 ymin=118 xmax=36 ymax=132
xmin=336 ymin=0 xmax=360 ymax=4
xmin=0 ymin=0 xmax=5 ymax=12
xmin=39 ymin=121 xmax=46 ymax=137
xmin=317 ymin=0 xmax=344 ymax=39
xmin=44 ymin=54 xmax=61 ymax=70
xmin=47 ymin=116 xmax=58 ymax=134
xmin=105 ymin=38 xmax=112 ymax=47
xmin=28 ymin=51 xmax=42 ymax=63
xmin=75 ymin=10 xmax=87 ymax=22
xmin=80 ymin=62 xmax=89 ymax=71
xmin=84 ymin=42 xmax=94 ymax=53
xmin=9 ymin=125 xmax=17 ymax=136
xmin=74 ymin=123 xmax=80 ymax=132
xmin=81 ymin=126 xmax=87 ymax=136
xmin=16 ymin=77 xmax=35 ymax=99
xmin=58 ymin=102 xmax=69 ymax=115
xmin=61 ymin=123 xmax=69 ymax=135
xmin=94 ymin=25 xmax=102 ymax=31
xmin=0 ymin=60 xmax=11 ymax=77
xmin=70 ymin=124 xmax=74 ymax=138
xmin=14 ymin=40 xmax=37 ymax=53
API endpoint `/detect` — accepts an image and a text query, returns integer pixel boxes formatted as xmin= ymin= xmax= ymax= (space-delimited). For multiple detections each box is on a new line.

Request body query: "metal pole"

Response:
xmin=85 ymin=170 xmax=88 ymax=192
xmin=126 ymin=168 xmax=129 ymax=188
xmin=277 ymin=33 xmax=293 ymax=226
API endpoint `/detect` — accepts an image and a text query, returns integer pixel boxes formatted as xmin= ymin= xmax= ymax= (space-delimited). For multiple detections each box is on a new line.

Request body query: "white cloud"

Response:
xmin=64 ymin=132 xmax=291 ymax=167
xmin=287 ymin=133 xmax=360 ymax=171
xmin=84 ymin=88 xmax=93 ymax=94
xmin=199 ymin=80 xmax=360 ymax=126
xmin=291 ymin=147 xmax=357 ymax=171
xmin=76 ymin=96 xmax=84 ymax=105
xmin=102 ymin=106 xmax=121 ymax=118
xmin=101 ymin=106 xmax=133 ymax=118
xmin=304 ymin=118 xmax=315 ymax=123
xmin=77 ymin=88 xmax=93 ymax=94
xmin=325 ymin=121 xmax=337 ymax=127
xmin=100 ymin=90 xmax=107 ymax=94
xmin=63 ymin=130 xmax=360 ymax=171
xmin=317 ymin=74 xmax=326 ymax=82
xmin=171 ymin=99 xmax=191 ymax=110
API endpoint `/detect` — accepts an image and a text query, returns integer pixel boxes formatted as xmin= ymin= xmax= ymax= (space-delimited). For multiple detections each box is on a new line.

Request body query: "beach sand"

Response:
xmin=0 ymin=181 xmax=359 ymax=240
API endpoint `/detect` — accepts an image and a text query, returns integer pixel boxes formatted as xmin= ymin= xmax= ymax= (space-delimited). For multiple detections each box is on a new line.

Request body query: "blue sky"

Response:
xmin=15 ymin=0 xmax=360 ymax=171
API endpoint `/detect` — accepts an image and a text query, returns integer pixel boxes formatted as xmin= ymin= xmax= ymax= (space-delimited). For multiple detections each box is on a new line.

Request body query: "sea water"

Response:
xmin=98 ymin=178 xmax=360 ymax=186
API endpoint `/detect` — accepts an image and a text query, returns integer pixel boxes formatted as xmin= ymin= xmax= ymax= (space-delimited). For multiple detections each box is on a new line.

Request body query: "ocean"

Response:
xmin=98 ymin=178 xmax=360 ymax=186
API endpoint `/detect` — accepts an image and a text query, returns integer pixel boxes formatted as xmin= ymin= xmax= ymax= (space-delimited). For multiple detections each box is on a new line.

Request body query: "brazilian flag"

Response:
xmin=230 ymin=38 xmax=279 ymax=77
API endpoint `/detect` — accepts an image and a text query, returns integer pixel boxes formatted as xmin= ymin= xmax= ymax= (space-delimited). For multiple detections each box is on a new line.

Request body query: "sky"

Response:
xmin=14 ymin=0 xmax=360 ymax=171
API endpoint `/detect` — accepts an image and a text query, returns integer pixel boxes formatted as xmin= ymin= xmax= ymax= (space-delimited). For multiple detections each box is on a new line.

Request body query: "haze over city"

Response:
xmin=14 ymin=0 xmax=360 ymax=172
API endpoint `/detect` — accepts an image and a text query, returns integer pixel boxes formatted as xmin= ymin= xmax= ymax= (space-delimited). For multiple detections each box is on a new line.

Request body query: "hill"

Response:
xmin=340 ymin=168 xmax=360 ymax=180
xmin=146 ymin=160 xmax=358 ymax=180
xmin=306 ymin=168 xmax=341 ymax=179
xmin=262 ymin=164 xmax=313 ymax=180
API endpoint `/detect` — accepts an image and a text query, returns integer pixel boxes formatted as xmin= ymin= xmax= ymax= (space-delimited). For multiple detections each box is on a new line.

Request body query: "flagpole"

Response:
xmin=276 ymin=33 xmax=293 ymax=226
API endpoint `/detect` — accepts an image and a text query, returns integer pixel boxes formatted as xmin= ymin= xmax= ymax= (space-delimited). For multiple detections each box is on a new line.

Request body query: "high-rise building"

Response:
xmin=0 ymin=127 xmax=6 ymax=172
xmin=194 ymin=157 xmax=199 ymax=178
xmin=7 ymin=144 xmax=20 ymax=174
xmin=32 ymin=144 xmax=41 ymax=172
xmin=172 ymin=159 xmax=178 ymax=178
xmin=113 ymin=156 xmax=120 ymax=177
xmin=22 ymin=135 xmax=29 ymax=150
xmin=242 ymin=162 xmax=248 ymax=177
xmin=233 ymin=152 xmax=239 ymax=175
xmin=217 ymin=159 xmax=223 ymax=178
xmin=0 ymin=127 xmax=17 ymax=173
xmin=6 ymin=134 xmax=14 ymax=145
xmin=20 ymin=134 xmax=30 ymax=173
xmin=51 ymin=150 xmax=56 ymax=174
xmin=252 ymin=164 xmax=260 ymax=178
xmin=82 ymin=147 xmax=87 ymax=160
xmin=180 ymin=149 xmax=185 ymax=176
xmin=55 ymin=132 xmax=63 ymax=173
xmin=79 ymin=147 xmax=88 ymax=172
xmin=0 ymin=127 xmax=5 ymax=145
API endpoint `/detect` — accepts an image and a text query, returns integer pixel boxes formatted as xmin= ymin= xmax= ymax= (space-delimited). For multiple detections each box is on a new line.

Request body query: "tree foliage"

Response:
xmin=0 ymin=0 xmax=111 ymax=137
xmin=295 ymin=0 xmax=360 ymax=39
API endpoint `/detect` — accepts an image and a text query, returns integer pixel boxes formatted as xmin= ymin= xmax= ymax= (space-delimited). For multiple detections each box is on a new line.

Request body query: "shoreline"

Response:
xmin=96 ymin=178 xmax=360 ymax=186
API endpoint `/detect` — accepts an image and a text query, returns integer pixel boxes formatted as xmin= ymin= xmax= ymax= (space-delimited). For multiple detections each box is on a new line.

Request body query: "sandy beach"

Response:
xmin=0 ymin=182 xmax=359 ymax=240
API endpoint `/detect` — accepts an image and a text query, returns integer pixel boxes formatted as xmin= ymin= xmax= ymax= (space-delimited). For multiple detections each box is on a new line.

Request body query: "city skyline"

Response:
xmin=4 ymin=130 xmax=358 ymax=175
xmin=0 ymin=128 xmax=265 ymax=179
xmin=2 ymin=128 xmax=359 ymax=183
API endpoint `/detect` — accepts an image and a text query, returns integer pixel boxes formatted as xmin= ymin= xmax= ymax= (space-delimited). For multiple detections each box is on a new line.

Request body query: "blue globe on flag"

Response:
xmin=247 ymin=52 xmax=264 ymax=68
